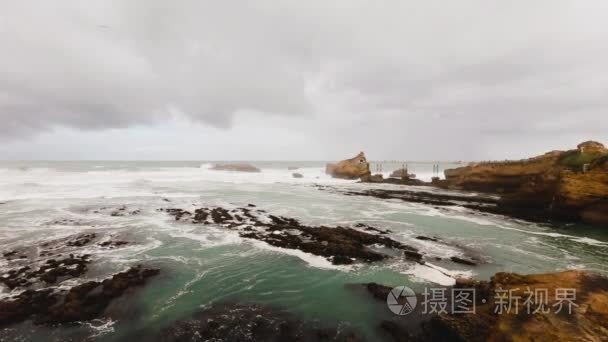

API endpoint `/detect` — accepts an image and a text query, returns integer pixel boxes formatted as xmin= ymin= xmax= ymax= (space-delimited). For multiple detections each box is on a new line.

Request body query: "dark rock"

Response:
xmin=450 ymin=256 xmax=477 ymax=266
xmin=153 ymin=302 xmax=362 ymax=342
xmin=66 ymin=233 xmax=97 ymax=247
xmin=0 ymin=255 xmax=91 ymax=290
xmin=0 ymin=266 xmax=159 ymax=327
xmin=99 ymin=240 xmax=129 ymax=248
xmin=365 ymin=282 xmax=392 ymax=301
xmin=161 ymin=205 xmax=423 ymax=265
xmin=416 ymin=236 xmax=439 ymax=242
xmin=292 ymin=172 xmax=303 ymax=178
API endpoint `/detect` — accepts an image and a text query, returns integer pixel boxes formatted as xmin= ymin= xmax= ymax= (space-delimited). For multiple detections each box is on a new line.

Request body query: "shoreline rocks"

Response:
xmin=438 ymin=141 xmax=608 ymax=226
xmin=0 ymin=265 xmax=159 ymax=326
xmin=358 ymin=270 xmax=608 ymax=342
xmin=0 ymin=229 xmax=155 ymax=329
xmin=326 ymin=152 xmax=371 ymax=180
xmin=210 ymin=163 xmax=261 ymax=173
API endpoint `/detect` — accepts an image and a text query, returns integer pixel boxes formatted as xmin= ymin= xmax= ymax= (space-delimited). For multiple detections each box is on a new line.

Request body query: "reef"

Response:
xmin=0 ymin=230 xmax=155 ymax=328
xmin=159 ymin=205 xmax=425 ymax=265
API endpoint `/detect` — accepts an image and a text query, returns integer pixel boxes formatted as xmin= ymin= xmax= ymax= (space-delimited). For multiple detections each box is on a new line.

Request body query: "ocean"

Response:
xmin=1 ymin=161 xmax=607 ymax=341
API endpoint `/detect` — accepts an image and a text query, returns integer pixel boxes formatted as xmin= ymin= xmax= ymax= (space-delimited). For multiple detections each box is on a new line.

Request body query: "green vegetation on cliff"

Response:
xmin=558 ymin=150 xmax=608 ymax=170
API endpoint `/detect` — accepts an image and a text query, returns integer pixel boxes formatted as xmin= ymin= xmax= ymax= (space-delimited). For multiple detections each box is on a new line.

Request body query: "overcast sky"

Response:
xmin=0 ymin=1 xmax=607 ymax=161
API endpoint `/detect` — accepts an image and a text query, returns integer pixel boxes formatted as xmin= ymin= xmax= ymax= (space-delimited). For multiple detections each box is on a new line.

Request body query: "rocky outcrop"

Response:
xmin=292 ymin=172 xmax=303 ymax=178
xmin=360 ymin=270 xmax=608 ymax=342
xmin=0 ymin=266 xmax=159 ymax=326
xmin=210 ymin=163 xmax=261 ymax=172
xmin=418 ymin=270 xmax=608 ymax=342
xmin=159 ymin=205 xmax=423 ymax=265
xmin=0 ymin=229 xmax=154 ymax=328
xmin=325 ymin=152 xmax=371 ymax=180
xmin=440 ymin=141 xmax=608 ymax=226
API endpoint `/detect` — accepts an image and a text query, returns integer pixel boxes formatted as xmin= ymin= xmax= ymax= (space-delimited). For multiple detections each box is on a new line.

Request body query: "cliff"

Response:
xmin=441 ymin=141 xmax=608 ymax=226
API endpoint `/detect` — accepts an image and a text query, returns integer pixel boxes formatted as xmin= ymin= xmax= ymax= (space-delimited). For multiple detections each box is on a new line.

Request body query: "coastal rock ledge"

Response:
xmin=438 ymin=141 xmax=608 ymax=227
xmin=325 ymin=152 xmax=371 ymax=180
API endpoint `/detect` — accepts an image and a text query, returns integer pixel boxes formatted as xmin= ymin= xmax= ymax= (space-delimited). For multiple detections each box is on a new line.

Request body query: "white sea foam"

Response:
xmin=401 ymin=262 xmax=474 ymax=286
xmin=80 ymin=318 xmax=117 ymax=337
xmin=0 ymin=165 xmax=352 ymax=201
xmin=247 ymin=239 xmax=353 ymax=271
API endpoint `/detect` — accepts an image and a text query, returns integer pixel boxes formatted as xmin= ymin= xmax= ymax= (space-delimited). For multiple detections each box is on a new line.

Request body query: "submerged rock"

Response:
xmin=292 ymin=172 xmax=303 ymax=178
xmin=450 ymin=256 xmax=477 ymax=266
xmin=210 ymin=163 xmax=261 ymax=172
xmin=325 ymin=152 xmax=371 ymax=180
xmin=153 ymin=302 xmax=362 ymax=342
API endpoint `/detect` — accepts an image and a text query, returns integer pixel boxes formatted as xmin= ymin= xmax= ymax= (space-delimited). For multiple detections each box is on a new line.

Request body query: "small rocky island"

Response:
xmin=210 ymin=163 xmax=261 ymax=172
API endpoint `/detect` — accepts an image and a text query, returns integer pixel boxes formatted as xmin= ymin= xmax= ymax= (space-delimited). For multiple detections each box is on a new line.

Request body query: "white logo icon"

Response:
xmin=387 ymin=286 xmax=418 ymax=315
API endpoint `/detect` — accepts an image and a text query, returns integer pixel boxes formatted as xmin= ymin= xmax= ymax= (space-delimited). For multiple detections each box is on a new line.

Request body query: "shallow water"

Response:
xmin=1 ymin=161 xmax=607 ymax=340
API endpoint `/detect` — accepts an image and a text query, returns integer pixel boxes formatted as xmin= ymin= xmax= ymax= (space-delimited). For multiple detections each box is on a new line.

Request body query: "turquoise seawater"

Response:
xmin=0 ymin=161 xmax=607 ymax=341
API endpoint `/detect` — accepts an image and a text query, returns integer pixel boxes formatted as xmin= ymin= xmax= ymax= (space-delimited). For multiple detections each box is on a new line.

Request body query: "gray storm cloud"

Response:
xmin=0 ymin=0 xmax=607 ymax=158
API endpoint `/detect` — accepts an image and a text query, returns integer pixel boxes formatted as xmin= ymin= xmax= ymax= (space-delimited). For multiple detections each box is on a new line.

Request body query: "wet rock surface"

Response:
xmin=0 ymin=228 xmax=153 ymax=329
xmin=159 ymin=205 xmax=424 ymax=265
xmin=151 ymin=302 xmax=362 ymax=342
xmin=0 ymin=265 xmax=159 ymax=326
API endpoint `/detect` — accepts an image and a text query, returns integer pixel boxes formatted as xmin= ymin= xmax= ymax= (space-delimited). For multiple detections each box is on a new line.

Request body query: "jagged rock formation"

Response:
xmin=210 ymin=163 xmax=261 ymax=172
xmin=325 ymin=152 xmax=371 ymax=179
xmin=159 ymin=205 xmax=424 ymax=265
xmin=0 ymin=229 xmax=157 ymax=328
xmin=440 ymin=141 xmax=608 ymax=226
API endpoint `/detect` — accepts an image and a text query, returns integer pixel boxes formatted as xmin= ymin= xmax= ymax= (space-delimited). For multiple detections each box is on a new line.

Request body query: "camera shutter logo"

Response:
xmin=387 ymin=286 xmax=418 ymax=315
